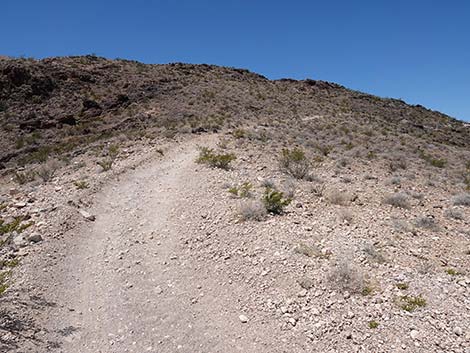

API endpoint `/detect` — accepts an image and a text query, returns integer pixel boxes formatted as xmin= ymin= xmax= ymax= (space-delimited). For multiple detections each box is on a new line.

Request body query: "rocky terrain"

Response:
xmin=0 ymin=56 xmax=469 ymax=352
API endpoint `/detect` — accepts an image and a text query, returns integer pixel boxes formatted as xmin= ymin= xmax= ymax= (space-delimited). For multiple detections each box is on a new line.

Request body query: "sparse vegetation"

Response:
xmin=368 ymin=320 xmax=379 ymax=329
xmin=445 ymin=208 xmax=465 ymax=220
xmin=337 ymin=208 xmax=354 ymax=223
xmin=383 ymin=192 xmax=410 ymax=209
xmin=362 ymin=243 xmax=386 ymax=263
xmin=452 ymin=193 xmax=470 ymax=206
xmin=396 ymin=282 xmax=409 ymax=290
xmin=237 ymin=200 xmax=266 ymax=221
xmin=446 ymin=268 xmax=461 ymax=276
xmin=310 ymin=182 xmax=326 ymax=197
xmin=294 ymin=243 xmax=323 ymax=258
xmin=279 ymin=147 xmax=310 ymax=179
xmin=36 ymin=159 xmax=61 ymax=182
xmin=98 ymin=158 xmax=114 ymax=171
xmin=0 ymin=271 xmax=10 ymax=296
xmin=398 ymin=295 xmax=426 ymax=312
xmin=414 ymin=216 xmax=439 ymax=231
xmin=196 ymin=147 xmax=236 ymax=170
xmin=228 ymin=182 xmax=253 ymax=198
xmin=262 ymin=188 xmax=292 ymax=214
xmin=13 ymin=170 xmax=36 ymax=185
xmin=0 ymin=217 xmax=33 ymax=236
xmin=327 ymin=190 xmax=353 ymax=205
xmin=74 ymin=180 xmax=89 ymax=189
xmin=329 ymin=260 xmax=364 ymax=294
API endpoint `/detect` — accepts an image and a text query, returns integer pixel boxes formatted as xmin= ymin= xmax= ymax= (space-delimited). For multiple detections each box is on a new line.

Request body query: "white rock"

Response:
xmin=79 ymin=209 xmax=96 ymax=221
xmin=239 ymin=314 xmax=249 ymax=323
xmin=410 ymin=330 xmax=419 ymax=339
xmin=453 ymin=326 xmax=463 ymax=336
xmin=288 ymin=318 xmax=297 ymax=326
xmin=13 ymin=235 xmax=27 ymax=247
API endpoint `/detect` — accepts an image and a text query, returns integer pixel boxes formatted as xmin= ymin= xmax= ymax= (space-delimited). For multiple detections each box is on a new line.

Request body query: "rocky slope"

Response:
xmin=0 ymin=56 xmax=469 ymax=352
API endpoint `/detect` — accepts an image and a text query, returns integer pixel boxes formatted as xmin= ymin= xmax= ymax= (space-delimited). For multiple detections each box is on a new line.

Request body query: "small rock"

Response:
xmin=410 ymin=330 xmax=419 ymax=339
xmin=79 ymin=209 xmax=96 ymax=221
xmin=13 ymin=235 xmax=27 ymax=247
xmin=288 ymin=318 xmax=297 ymax=326
xmin=239 ymin=315 xmax=249 ymax=323
xmin=453 ymin=326 xmax=463 ymax=336
xmin=298 ymin=289 xmax=308 ymax=297
xmin=27 ymin=233 xmax=43 ymax=243
xmin=14 ymin=202 xmax=27 ymax=208
xmin=298 ymin=277 xmax=314 ymax=290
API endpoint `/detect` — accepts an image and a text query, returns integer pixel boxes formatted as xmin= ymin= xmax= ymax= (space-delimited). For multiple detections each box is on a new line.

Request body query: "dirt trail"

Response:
xmin=37 ymin=138 xmax=281 ymax=353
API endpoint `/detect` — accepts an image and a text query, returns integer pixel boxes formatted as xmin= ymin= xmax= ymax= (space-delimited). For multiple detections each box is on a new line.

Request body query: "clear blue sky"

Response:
xmin=2 ymin=1 xmax=469 ymax=121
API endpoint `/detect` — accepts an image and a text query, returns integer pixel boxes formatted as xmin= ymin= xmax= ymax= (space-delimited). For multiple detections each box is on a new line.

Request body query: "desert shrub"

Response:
xmin=383 ymin=192 xmax=410 ymax=209
xmin=294 ymin=243 xmax=324 ymax=258
xmin=311 ymin=181 xmax=326 ymax=197
xmin=446 ymin=268 xmax=461 ymax=276
xmin=329 ymin=260 xmax=364 ymax=294
xmin=419 ymin=150 xmax=447 ymax=168
xmin=445 ymin=208 xmax=464 ymax=220
xmin=228 ymin=182 xmax=253 ymax=198
xmin=0 ymin=271 xmax=10 ymax=296
xmin=279 ymin=147 xmax=310 ymax=179
xmin=196 ymin=147 xmax=236 ymax=170
xmin=337 ymin=208 xmax=354 ymax=223
xmin=396 ymin=282 xmax=409 ymax=290
xmin=397 ymin=295 xmax=426 ymax=312
xmin=391 ymin=218 xmax=414 ymax=233
xmin=388 ymin=176 xmax=402 ymax=185
xmin=238 ymin=200 xmax=266 ymax=221
xmin=232 ymin=128 xmax=246 ymax=139
xmin=414 ymin=216 xmax=439 ymax=231
xmin=98 ymin=159 xmax=114 ymax=171
xmin=362 ymin=243 xmax=386 ymax=263
xmin=452 ymin=193 xmax=470 ymax=206
xmin=74 ymin=180 xmax=89 ymax=189
xmin=36 ymin=159 xmax=61 ymax=182
xmin=429 ymin=158 xmax=447 ymax=168
xmin=368 ymin=321 xmax=379 ymax=329
xmin=260 ymin=179 xmax=276 ymax=189
xmin=108 ymin=144 xmax=119 ymax=159
xmin=326 ymin=190 xmax=353 ymax=205
xmin=262 ymin=188 xmax=292 ymax=214
xmin=281 ymin=179 xmax=296 ymax=199
xmin=389 ymin=158 xmax=407 ymax=172
xmin=0 ymin=217 xmax=33 ymax=236
xmin=13 ymin=170 xmax=36 ymax=185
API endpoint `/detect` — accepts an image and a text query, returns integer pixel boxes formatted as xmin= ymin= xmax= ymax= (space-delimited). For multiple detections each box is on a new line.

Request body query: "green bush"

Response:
xmin=279 ymin=147 xmax=310 ymax=179
xmin=262 ymin=188 xmax=291 ymax=214
xmin=196 ymin=147 xmax=236 ymax=170
xmin=228 ymin=182 xmax=253 ymax=198
xmin=398 ymin=295 xmax=426 ymax=312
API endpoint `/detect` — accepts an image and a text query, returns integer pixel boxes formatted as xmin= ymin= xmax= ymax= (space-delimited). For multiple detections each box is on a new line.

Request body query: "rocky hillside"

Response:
xmin=1 ymin=55 xmax=469 ymax=171
xmin=0 ymin=56 xmax=469 ymax=352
